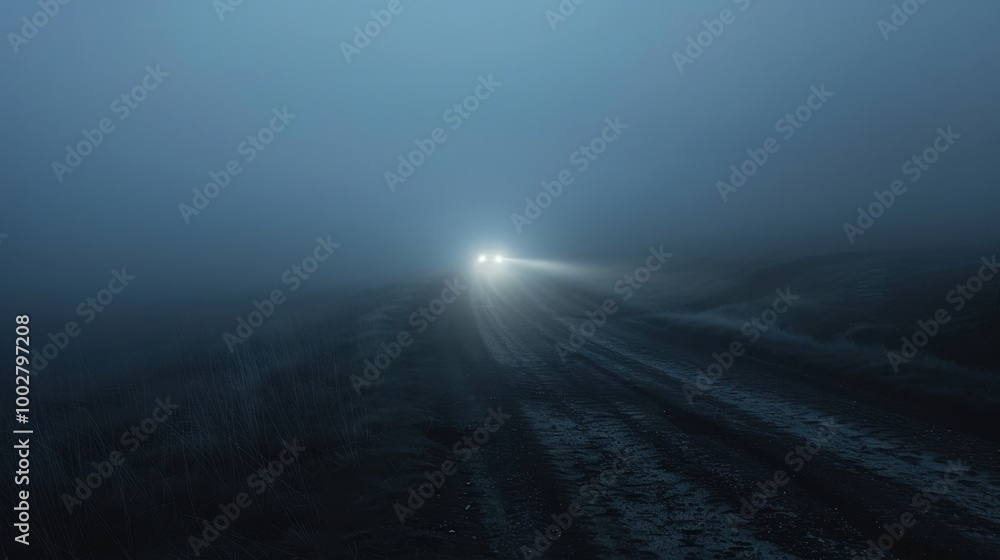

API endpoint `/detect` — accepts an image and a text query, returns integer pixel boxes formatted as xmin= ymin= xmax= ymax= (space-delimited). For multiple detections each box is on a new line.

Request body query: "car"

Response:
xmin=475 ymin=249 xmax=505 ymax=265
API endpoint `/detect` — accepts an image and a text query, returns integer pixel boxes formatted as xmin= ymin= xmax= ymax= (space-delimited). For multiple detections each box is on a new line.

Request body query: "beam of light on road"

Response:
xmin=503 ymin=258 xmax=606 ymax=278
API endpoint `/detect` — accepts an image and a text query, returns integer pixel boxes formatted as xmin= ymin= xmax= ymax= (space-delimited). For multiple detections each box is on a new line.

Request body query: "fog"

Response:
xmin=3 ymin=0 xmax=999 ymax=306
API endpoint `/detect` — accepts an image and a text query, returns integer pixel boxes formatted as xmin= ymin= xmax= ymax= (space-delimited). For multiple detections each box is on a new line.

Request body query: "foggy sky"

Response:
xmin=3 ymin=0 xmax=999 ymax=306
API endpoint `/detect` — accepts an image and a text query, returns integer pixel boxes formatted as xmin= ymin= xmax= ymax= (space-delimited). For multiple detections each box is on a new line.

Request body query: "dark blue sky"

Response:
xmin=3 ymin=0 xmax=999 ymax=304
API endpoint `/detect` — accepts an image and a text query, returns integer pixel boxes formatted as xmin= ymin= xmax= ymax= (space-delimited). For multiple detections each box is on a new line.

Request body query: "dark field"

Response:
xmin=16 ymin=251 xmax=1000 ymax=559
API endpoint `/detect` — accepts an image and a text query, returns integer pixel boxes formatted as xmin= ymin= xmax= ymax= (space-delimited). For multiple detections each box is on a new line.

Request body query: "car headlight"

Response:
xmin=478 ymin=254 xmax=487 ymax=263
xmin=494 ymin=255 xmax=503 ymax=263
